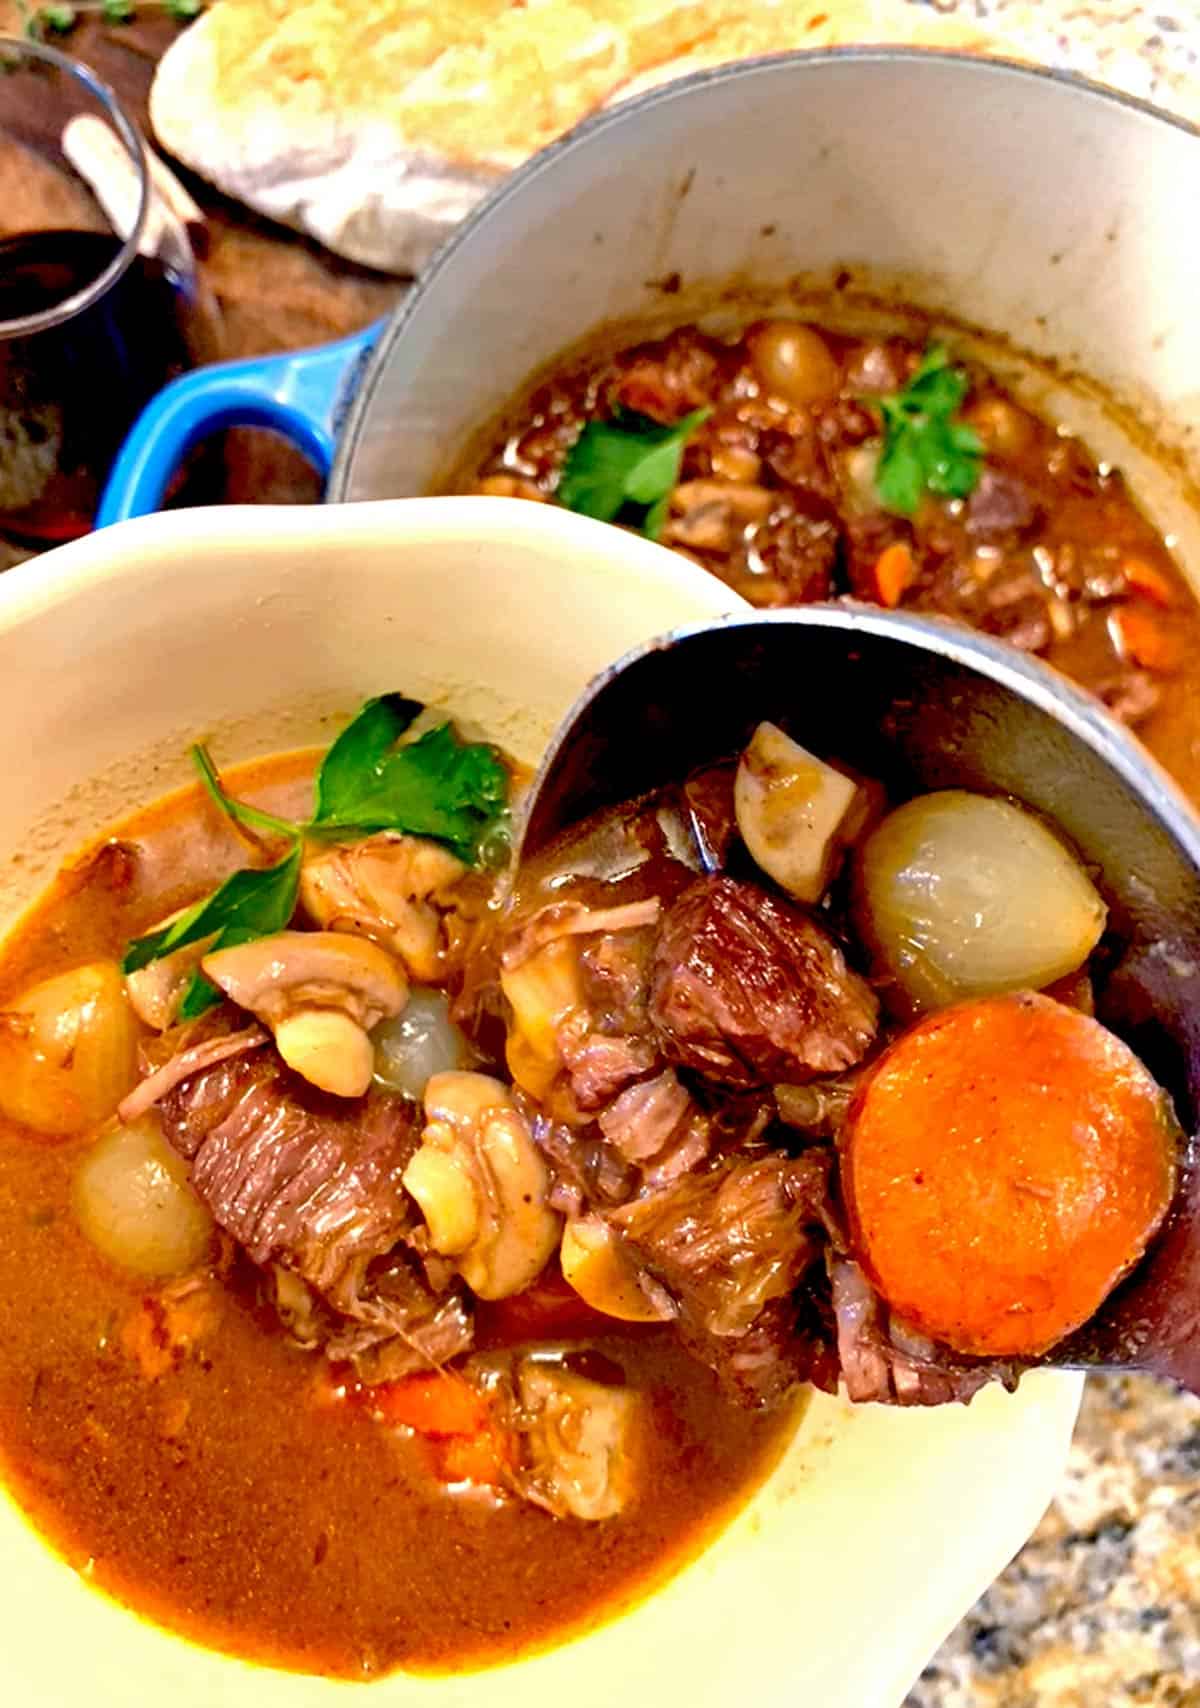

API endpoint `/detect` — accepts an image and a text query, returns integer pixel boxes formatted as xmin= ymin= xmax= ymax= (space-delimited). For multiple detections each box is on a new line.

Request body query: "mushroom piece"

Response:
xmin=516 ymin=1359 xmax=639 ymax=1521
xmin=560 ymin=1216 xmax=674 ymax=1324
xmin=299 ymin=834 xmax=468 ymax=983
xmin=125 ymin=933 xmax=216 ymax=1030
xmin=403 ymin=1070 xmax=562 ymax=1300
xmin=735 ymin=720 xmax=872 ymax=904
xmin=201 ymin=930 xmax=408 ymax=1098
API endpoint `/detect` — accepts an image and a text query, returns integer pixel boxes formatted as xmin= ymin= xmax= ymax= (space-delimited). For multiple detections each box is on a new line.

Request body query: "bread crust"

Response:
xmin=149 ymin=0 xmax=990 ymax=272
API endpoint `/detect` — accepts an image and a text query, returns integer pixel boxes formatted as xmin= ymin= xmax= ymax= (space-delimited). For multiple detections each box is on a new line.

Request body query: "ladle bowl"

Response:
xmin=517 ymin=603 xmax=1200 ymax=1392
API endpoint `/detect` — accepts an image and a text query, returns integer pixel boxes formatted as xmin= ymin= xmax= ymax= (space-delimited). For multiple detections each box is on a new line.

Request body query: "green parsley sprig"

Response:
xmin=121 ymin=693 xmax=510 ymax=1019
xmin=872 ymin=344 xmax=984 ymax=517
xmin=556 ymin=406 xmax=710 ymax=540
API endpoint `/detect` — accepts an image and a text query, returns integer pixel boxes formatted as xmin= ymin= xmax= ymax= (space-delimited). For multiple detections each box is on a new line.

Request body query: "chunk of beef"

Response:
xmin=322 ymin=1252 xmax=473 ymax=1382
xmin=747 ymin=504 xmax=841 ymax=605
xmin=759 ymin=425 xmax=837 ymax=504
xmin=558 ymin=1020 xmax=660 ymax=1111
xmin=161 ymin=1049 xmax=417 ymax=1298
xmin=965 ymin=468 xmax=1044 ymax=543
xmin=499 ymin=897 xmax=667 ymax=1117
xmin=610 ymin=1150 xmax=832 ymax=1338
xmin=700 ymin=1294 xmax=840 ymax=1408
xmin=598 ymin=1069 xmax=714 ymax=1186
xmin=159 ymin=1047 xmax=471 ymax=1377
xmin=829 ymin=1257 xmax=1020 ymax=1406
xmin=649 ymin=876 xmax=879 ymax=1088
xmin=609 ymin=1150 xmax=836 ymax=1406
xmin=523 ymin=1098 xmax=639 ymax=1215
xmin=610 ymin=329 xmax=727 ymax=423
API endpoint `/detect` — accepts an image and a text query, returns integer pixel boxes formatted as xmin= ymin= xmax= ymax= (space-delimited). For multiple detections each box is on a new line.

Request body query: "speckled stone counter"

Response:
xmin=909 ymin=1378 xmax=1200 ymax=1707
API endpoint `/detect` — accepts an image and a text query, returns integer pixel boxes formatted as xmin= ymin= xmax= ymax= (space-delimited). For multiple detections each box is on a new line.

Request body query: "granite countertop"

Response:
xmin=4 ymin=2 xmax=1200 ymax=1704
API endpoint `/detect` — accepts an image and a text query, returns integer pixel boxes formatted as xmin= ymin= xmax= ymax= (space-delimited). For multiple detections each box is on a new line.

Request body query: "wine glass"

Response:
xmin=0 ymin=33 xmax=217 ymax=544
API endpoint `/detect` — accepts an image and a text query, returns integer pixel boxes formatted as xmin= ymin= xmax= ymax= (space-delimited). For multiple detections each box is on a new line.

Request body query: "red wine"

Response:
xmin=0 ymin=230 xmax=204 ymax=542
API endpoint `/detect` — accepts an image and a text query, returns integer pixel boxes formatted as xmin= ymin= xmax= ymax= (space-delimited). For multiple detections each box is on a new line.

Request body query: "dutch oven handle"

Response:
xmin=95 ymin=321 xmax=383 ymax=525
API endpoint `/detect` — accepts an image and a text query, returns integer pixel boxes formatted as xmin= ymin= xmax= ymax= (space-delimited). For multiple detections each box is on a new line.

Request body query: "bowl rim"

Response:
xmin=329 ymin=44 xmax=1200 ymax=503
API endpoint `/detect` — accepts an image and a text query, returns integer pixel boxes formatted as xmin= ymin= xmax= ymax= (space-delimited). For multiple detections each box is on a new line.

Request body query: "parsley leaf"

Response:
xmin=312 ymin=693 xmax=423 ymax=826
xmin=312 ymin=717 xmax=510 ymax=863
xmin=557 ymin=406 xmax=710 ymax=539
xmin=873 ymin=345 xmax=984 ymax=517
xmin=192 ymin=742 xmax=298 ymax=842
xmin=121 ymin=694 xmax=510 ymax=991
xmin=122 ymin=844 xmax=302 ymax=976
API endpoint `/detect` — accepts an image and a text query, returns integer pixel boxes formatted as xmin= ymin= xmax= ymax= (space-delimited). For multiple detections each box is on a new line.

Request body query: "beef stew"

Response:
xmin=462 ymin=321 xmax=1200 ymax=797
xmin=0 ymin=685 xmax=1185 ymax=1677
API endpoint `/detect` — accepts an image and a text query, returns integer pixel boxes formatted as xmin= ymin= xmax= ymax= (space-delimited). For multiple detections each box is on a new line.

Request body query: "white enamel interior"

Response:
xmin=0 ymin=499 xmax=1082 ymax=1707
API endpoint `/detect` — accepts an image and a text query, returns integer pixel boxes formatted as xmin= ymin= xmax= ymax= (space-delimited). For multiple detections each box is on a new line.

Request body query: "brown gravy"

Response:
xmin=0 ymin=755 xmax=798 ymax=1678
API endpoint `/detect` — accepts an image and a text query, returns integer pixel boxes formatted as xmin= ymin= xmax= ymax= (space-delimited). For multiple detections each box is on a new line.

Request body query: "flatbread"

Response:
xmin=149 ymin=0 xmax=992 ymax=274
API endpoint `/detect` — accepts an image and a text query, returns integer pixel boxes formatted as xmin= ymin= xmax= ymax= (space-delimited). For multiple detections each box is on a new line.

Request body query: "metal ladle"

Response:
xmin=516 ymin=604 xmax=1200 ymax=1392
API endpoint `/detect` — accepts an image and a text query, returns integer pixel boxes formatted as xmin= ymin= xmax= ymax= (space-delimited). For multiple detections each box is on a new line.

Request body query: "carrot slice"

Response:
xmin=367 ymin=1371 xmax=489 ymax=1436
xmin=435 ymin=1431 xmax=511 ymax=1488
xmin=872 ymin=541 xmax=916 ymax=609
xmin=1121 ymin=558 xmax=1175 ymax=608
xmin=1109 ymin=604 xmax=1183 ymax=674
xmin=842 ymin=992 xmax=1178 ymax=1357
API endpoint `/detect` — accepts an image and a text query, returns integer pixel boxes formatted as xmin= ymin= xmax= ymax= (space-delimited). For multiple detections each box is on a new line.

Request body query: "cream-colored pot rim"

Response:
xmin=0 ymin=500 xmax=1082 ymax=1708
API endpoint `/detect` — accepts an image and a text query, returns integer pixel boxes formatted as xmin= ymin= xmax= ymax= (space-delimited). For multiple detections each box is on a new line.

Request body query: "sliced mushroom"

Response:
xmin=403 ymin=1070 xmax=561 ymax=1300
xmin=735 ymin=721 xmax=871 ymax=903
xmin=500 ymin=937 xmax=584 ymax=1103
xmin=560 ymin=1217 xmax=674 ymax=1323
xmin=299 ymin=834 xmax=467 ymax=983
xmin=125 ymin=932 xmax=216 ymax=1030
xmin=516 ymin=1359 xmax=639 ymax=1521
xmin=202 ymin=930 xmax=407 ymax=1098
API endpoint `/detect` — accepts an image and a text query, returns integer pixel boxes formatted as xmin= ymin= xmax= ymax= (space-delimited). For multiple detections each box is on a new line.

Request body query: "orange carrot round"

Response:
xmin=842 ymin=992 xmax=1179 ymax=1358
xmin=872 ymin=541 xmax=915 ymax=609
xmin=366 ymin=1371 xmax=489 ymax=1437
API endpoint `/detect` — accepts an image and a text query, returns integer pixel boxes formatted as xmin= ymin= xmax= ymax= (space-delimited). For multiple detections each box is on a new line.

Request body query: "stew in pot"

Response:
xmin=463 ymin=321 xmax=1200 ymax=793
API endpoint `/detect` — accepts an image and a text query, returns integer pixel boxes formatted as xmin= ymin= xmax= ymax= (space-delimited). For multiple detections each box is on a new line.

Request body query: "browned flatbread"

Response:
xmin=149 ymin=0 xmax=994 ymax=273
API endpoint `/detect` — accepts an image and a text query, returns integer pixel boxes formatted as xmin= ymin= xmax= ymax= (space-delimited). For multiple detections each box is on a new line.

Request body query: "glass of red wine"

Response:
xmin=0 ymin=34 xmax=216 ymax=545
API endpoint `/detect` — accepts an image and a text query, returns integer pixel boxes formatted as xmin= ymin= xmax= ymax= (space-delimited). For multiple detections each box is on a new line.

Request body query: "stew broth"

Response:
xmin=0 ymin=755 xmax=798 ymax=1678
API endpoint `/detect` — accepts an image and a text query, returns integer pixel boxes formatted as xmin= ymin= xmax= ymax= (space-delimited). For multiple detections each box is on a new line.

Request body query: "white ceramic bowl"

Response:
xmin=0 ymin=498 xmax=1082 ymax=1707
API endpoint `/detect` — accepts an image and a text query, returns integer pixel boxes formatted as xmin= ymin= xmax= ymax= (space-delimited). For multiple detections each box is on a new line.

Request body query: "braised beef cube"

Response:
xmin=965 ymin=468 xmax=1044 ymax=542
xmin=829 ymin=1257 xmax=1019 ymax=1407
xmin=759 ymin=425 xmax=837 ymax=501
xmin=610 ymin=1150 xmax=833 ymax=1337
xmin=814 ymin=396 xmax=878 ymax=451
xmin=695 ymin=1294 xmax=840 ymax=1408
xmin=649 ymin=876 xmax=878 ymax=1087
xmin=159 ymin=1049 xmax=439 ymax=1347
xmin=974 ymin=566 xmax=1053 ymax=653
xmin=611 ymin=329 xmax=726 ymax=423
xmin=750 ymin=503 xmax=841 ymax=603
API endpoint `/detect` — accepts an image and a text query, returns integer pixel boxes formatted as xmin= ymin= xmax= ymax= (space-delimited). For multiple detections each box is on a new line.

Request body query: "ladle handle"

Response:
xmin=95 ymin=321 xmax=383 ymax=525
